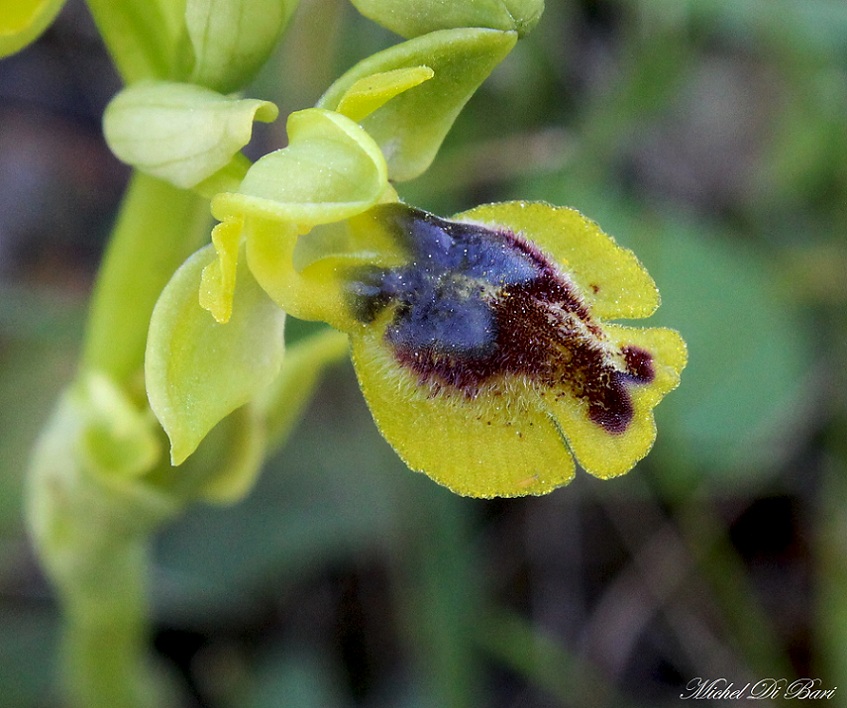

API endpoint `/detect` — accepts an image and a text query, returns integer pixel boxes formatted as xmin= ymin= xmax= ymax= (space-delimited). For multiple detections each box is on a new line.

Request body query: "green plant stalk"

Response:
xmin=60 ymin=539 xmax=158 ymax=708
xmin=82 ymin=172 xmax=209 ymax=386
xmin=32 ymin=172 xmax=209 ymax=706
xmin=34 ymin=0 xmax=212 ymax=698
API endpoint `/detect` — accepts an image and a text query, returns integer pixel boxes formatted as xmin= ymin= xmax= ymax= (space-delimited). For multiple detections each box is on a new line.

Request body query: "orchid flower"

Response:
xmin=143 ymin=63 xmax=685 ymax=497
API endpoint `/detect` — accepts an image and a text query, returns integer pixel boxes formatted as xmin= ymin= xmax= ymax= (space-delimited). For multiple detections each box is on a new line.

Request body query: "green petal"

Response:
xmin=0 ymin=0 xmax=66 ymax=58
xmin=455 ymin=201 xmax=660 ymax=320
xmin=199 ymin=215 xmax=242 ymax=323
xmin=336 ymin=66 xmax=434 ymax=122
xmin=185 ymin=0 xmax=299 ymax=93
xmin=349 ymin=0 xmax=544 ymax=38
xmin=351 ymin=331 xmax=576 ymax=498
xmin=318 ymin=28 xmax=517 ymax=181
xmin=146 ymin=244 xmax=285 ymax=465
xmin=104 ymin=81 xmax=278 ymax=189
xmin=212 ymin=108 xmax=389 ymax=225
xmin=244 ymin=204 xmax=406 ymax=330
xmin=209 ymin=109 xmax=394 ymax=328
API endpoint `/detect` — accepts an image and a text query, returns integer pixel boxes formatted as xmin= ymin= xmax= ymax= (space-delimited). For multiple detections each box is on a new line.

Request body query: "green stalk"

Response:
xmin=28 ymin=173 xmax=209 ymax=706
xmin=60 ymin=540 xmax=157 ymax=708
xmin=27 ymin=376 xmax=181 ymax=708
xmin=31 ymin=0 xmax=208 ymax=702
xmin=82 ymin=172 xmax=209 ymax=386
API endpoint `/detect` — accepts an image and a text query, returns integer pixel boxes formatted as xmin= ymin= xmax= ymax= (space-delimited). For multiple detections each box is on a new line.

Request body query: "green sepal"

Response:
xmin=186 ymin=405 xmax=266 ymax=503
xmin=350 ymin=0 xmax=543 ymax=38
xmin=0 ymin=0 xmax=66 ymax=58
xmin=184 ymin=0 xmax=299 ymax=93
xmin=319 ymin=28 xmax=517 ymax=182
xmin=146 ymin=244 xmax=286 ymax=465
xmin=103 ymin=81 xmax=278 ymax=189
xmin=184 ymin=329 xmax=350 ymax=503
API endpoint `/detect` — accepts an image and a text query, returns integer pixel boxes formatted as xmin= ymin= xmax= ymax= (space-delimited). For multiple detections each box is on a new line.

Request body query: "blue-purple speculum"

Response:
xmin=347 ymin=204 xmax=655 ymax=434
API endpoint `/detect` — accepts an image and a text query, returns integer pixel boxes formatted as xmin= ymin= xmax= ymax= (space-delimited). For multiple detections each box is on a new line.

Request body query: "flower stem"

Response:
xmin=81 ymin=172 xmax=209 ymax=386
xmin=60 ymin=540 xmax=158 ymax=708
xmin=31 ymin=172 xmax=209 ymax=706
xmin=27 ymin=375 xmax=180 ymax=708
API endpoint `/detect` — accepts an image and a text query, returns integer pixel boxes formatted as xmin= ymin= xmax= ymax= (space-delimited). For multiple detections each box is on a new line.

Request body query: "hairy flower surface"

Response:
xmin=232 ymin=197 xmax=686 ymax=497
xmin=160 ymin=38 xmax=686 ymax=498
xmin=341 ymin=202 xmax=686 ymax=496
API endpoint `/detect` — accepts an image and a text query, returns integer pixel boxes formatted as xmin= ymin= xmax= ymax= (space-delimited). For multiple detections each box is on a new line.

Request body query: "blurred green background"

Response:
xmin=1 ymin=0 xmax=846 ymax=705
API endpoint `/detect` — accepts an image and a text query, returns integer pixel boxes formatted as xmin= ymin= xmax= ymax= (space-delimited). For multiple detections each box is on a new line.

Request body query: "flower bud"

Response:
xmin=350 ymin=0 xmax=544 ymax=39
xmin=184 ymin=0 xmax=299 ymax=93
xmin=104 ymin=81 xmax=278 ymax=190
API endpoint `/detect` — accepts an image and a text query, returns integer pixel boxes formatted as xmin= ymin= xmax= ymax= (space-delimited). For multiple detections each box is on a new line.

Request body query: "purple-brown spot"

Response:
xmin=349 ymin=205 xmax=655 ymax=434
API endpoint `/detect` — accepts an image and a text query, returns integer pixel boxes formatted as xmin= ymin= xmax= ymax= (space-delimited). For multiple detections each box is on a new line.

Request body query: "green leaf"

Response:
xmin=0 ymin=0 xmax=66 ymax=58
xmin=349 ymin=0 xmax=544 ymax=38
xmin=318 ymin=28 xmax=517 ymax=181
xmin=104 ymin=81 xmax=278 ymax=189
xmin=184 ymin=0 xmax=300 ymax=93
xmin=146 ymin=244 xmax=285 ymax=465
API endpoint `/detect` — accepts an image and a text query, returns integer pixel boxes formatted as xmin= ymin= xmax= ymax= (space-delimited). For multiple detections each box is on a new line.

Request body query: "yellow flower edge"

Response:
xmin=542 ymin=324 xmax=687 ymax=479
xmin=350 ymin=330 xmax=576 ymax=498
xmin=339 ymin=201 xmax=687 ymax=497
xmin=456 ymin=201 xmax=661 ymax=320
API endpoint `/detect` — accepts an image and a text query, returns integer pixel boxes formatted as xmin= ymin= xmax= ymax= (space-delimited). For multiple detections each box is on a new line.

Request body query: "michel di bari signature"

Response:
xmin=681 ymin=677 xmax=837 ymax=701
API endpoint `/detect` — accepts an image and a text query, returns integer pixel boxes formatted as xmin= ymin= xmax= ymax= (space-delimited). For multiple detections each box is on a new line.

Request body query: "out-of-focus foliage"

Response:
xmin=1 ymin=0 xmax=845 ymax=705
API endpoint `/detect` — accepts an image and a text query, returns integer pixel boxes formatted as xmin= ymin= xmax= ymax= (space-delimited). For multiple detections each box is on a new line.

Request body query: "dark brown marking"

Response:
xmin=351 ymin=205 xmax=655 ymax=434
